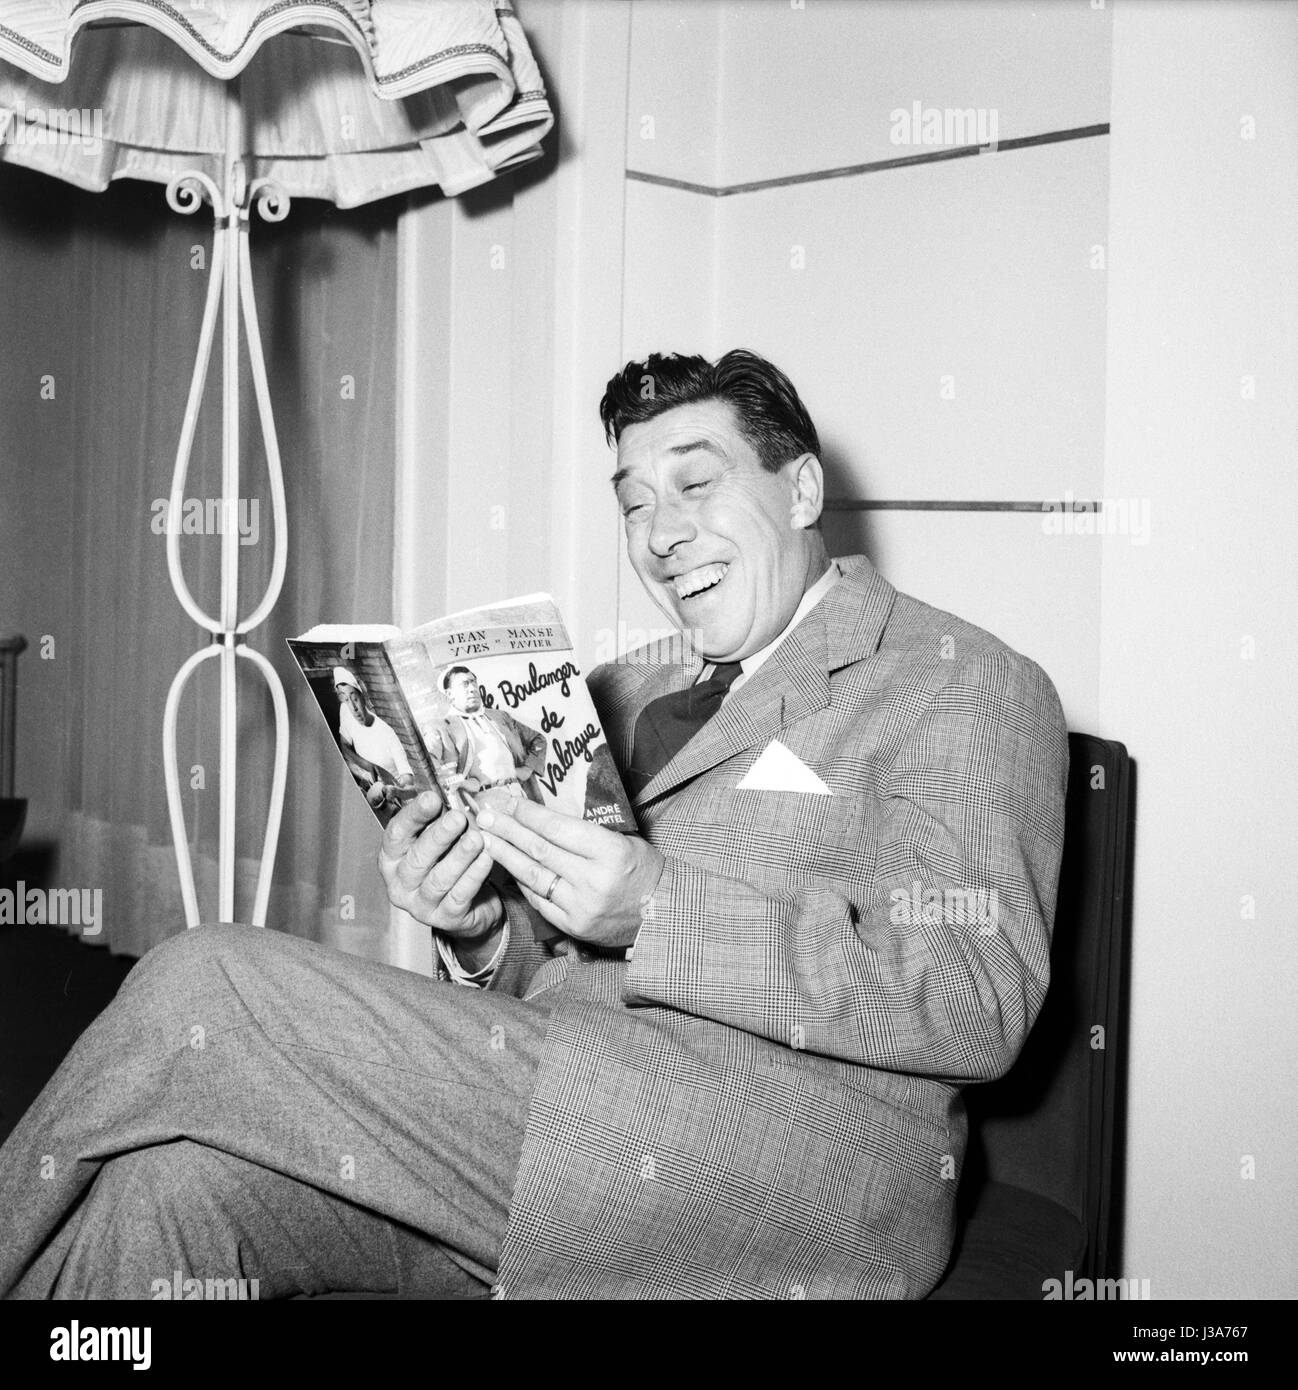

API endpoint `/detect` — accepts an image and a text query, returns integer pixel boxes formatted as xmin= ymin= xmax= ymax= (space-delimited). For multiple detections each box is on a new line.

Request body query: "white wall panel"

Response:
xmin=626 ymin=0 xmax=725 ymax=186
xmin=826 ymin=508 xmax=1102 ymax=733
xmin=712 ymin=0 xmax=1112 ymax=187
xmin=715 ymin=138 xmax=1110 ymax=503
xmin=1099 ymin=0 xmax=1298 ymax=1299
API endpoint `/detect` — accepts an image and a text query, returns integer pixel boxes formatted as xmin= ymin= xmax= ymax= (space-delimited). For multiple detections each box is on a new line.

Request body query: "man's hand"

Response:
xmin=474 ymin=799 xmax=664 ymax=949
xmin=379 ymin=789 xmax=503 ymax=948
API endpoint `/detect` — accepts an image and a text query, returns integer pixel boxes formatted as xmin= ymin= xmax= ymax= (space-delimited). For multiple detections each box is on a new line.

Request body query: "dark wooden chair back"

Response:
xmin=928 ymin=732 xmax=1133 ymax=1298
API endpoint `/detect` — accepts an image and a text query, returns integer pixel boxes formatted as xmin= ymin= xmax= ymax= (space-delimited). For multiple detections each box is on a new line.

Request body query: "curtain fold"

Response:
xmin=0 ymin=165 xmax=399 ymax=957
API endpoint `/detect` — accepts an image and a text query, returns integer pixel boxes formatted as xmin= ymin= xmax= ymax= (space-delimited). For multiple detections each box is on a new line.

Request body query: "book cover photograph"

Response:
xmin=288 ymin=594 xmax=636 ymax=836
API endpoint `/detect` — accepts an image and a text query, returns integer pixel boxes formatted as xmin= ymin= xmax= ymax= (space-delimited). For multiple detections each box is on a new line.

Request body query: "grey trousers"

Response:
xmin=0 ymin=923 xmax=553 ymax=1299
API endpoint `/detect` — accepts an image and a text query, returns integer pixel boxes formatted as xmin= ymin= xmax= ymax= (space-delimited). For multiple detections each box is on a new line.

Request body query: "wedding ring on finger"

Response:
xmin=541 ymin=871 xmax=561 ymax=903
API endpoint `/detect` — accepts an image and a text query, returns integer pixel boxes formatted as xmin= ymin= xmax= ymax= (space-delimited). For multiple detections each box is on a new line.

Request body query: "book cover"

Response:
xmin=288 ymin=594 xmax=636 ymax=836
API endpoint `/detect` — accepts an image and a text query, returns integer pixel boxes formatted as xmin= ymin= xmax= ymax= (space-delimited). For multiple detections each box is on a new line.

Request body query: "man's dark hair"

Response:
xmin=440 ymin=664 xmax=474 ymax=692
xmin=599 ymin=350 xmax=821 ymax=474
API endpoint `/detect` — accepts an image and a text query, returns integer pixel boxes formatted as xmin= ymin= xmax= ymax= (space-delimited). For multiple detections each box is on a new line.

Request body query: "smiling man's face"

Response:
xmin=613 ymin=398 xmax=826 ymax=662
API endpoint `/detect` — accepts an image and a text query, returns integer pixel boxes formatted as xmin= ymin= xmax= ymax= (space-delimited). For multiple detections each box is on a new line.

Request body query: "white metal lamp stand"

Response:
xmin=161 ymin=84 xmax=288 ymax=928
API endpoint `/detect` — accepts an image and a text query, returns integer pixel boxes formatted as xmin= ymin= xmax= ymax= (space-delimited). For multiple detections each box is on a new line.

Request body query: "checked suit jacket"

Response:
xmin=442 ymin=554 xmax=1069 ymax=1299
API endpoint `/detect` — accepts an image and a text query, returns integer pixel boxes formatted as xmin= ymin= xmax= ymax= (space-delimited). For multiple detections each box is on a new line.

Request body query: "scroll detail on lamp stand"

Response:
xmin=160 ymin=85 xmax=289 ymax=929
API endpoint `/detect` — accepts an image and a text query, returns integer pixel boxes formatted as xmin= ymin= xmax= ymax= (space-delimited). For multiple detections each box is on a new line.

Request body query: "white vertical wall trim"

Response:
xmin=395 ymin=196 xmax=452 ymax=631
xmin=392 ymin=188 xmax=519 ymax=972
xmin=443 ymin=200 xmax=518 ymax=612
xmin=546 ymin=0 xmax=633 ymax=654
xmin=388 ymin=193 xmax=453 ymax=977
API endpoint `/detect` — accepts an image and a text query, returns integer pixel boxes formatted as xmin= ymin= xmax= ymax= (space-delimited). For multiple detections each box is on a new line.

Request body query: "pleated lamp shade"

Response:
xmin=0 ymin=0 xmax=553 ymax=205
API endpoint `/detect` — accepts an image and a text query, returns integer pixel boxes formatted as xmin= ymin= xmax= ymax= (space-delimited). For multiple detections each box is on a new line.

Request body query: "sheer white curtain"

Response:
xmin=0 ymin=164 xmax=397 ymax=957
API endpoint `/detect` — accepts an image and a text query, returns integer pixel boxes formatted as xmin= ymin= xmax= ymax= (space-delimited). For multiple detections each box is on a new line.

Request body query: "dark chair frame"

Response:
xmin=928 ymin=732 xmax=1134 ymax=1299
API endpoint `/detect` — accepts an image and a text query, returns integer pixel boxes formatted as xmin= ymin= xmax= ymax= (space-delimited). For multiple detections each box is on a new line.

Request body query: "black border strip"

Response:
xmin=627 ymin=123 xmax=1110 ymax=198
xmin=825 ymin=500 xmax=1103 ymax=513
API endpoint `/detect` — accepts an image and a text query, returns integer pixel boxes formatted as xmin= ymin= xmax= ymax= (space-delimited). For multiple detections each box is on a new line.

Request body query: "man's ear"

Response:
xmin=787 ymin=454 xmax=824 ymax=530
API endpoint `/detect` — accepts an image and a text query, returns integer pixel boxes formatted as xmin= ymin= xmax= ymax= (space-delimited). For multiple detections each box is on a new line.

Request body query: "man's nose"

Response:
xmin=647 ymin=497 xmax=696 ymax=557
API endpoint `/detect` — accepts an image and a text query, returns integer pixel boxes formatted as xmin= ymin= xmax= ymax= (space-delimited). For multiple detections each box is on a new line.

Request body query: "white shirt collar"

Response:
xmin=702 ymin=559 xmax=841 ymax=692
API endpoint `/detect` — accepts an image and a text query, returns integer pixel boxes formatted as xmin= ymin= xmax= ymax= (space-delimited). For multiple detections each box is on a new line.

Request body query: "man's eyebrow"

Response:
xmin=609 ymin=439 xmax=725 ymax=489
xmin=667 ymin=437 xmax=725 ymax=459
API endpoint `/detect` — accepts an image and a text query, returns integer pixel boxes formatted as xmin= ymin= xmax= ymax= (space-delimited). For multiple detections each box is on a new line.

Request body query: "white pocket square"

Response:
xmin=735 ymin=740 xmax=830 ymax=794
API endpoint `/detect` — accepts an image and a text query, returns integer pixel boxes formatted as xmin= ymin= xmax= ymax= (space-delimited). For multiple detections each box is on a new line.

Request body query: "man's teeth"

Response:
xmin=673 ymin=563 xmax=729 ymax=599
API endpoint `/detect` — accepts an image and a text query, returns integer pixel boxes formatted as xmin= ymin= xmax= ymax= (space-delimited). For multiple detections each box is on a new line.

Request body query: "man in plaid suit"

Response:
xmin=396 ymin=349 xmax=1069 ymax=1297
xmin=0 ymin=350 xmax=1065 ymax=1300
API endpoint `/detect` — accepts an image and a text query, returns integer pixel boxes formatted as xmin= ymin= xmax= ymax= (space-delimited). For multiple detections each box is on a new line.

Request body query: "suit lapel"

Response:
xmin=450 ymin=717 xmax=472 ymax=777
xmin=634 ymin=610 xmax=828 ymax=806
xmin=603 ymin=650 xmax=699 ymax=768
xmin=631 ymin=555 xmax=898 ymax=807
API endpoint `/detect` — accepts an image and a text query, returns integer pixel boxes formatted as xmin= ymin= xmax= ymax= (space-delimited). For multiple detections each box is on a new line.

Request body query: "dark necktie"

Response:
xmin=627 ymin=661 xmax=743 ymax=797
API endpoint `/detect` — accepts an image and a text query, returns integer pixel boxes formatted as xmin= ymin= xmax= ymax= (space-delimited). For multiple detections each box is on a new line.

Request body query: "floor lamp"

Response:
xmin=0 ymin=1 xmax=552 ymax=927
